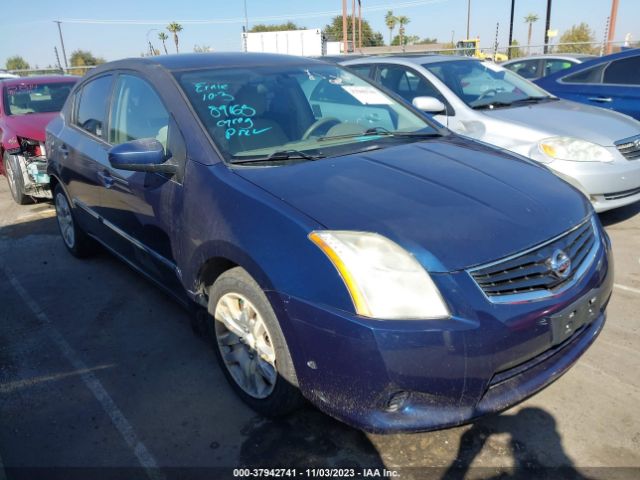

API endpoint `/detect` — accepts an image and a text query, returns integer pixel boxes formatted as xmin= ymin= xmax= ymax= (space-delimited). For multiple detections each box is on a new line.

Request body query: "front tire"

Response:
xmin=208 ymin=267 xmax=304 ymax=416
xmin=53 ymin=184 xmax=97 ymax=258
xmin=4 ymin=153 xmax=32 ymax=205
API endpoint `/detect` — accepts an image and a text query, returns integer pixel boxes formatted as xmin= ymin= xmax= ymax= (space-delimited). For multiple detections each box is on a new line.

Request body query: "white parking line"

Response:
xmin=614 ymin=283 xmax=640 ymax=295
xmin=0 ymin=264 xmax=164 ymax=480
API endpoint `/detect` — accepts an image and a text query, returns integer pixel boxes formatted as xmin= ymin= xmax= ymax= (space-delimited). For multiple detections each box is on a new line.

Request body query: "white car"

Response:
xmin=0 ymin=71 xmax=19 ymax=79
xmin=342 ymin=55 xmax=640 ymax=212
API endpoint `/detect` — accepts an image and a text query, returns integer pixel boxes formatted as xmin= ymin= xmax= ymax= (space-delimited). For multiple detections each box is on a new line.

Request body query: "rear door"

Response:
xmin=99 ymin=72 xmax=187 ymax=290
xmin=551 ymin=54 xmax=640 ymax=119
xmin=60 ymin=74 xmax=114 ymax=232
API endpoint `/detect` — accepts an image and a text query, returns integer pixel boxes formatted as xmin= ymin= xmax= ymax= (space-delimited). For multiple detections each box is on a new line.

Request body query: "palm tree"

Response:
xmin=167 ymin=22 xmax=183 ymax=53
xmin=524 ymin=13 xmax=539 ymax=53
xmin=385 ymin=11 xmax=397 ymax=47
xmin=157 ymin=32 xmax=169 ymax=54
xmin=397 ymin=15 xmax=410 ymax=50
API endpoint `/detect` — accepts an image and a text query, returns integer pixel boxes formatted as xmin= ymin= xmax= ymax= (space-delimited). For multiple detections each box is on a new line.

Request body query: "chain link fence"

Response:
xmin=4 ymin=40 xmax=638 ymax=77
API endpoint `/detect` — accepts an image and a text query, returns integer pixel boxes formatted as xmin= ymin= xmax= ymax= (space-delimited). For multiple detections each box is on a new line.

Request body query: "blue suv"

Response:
xmin=46 ymin=53 xmax=612 ymax=433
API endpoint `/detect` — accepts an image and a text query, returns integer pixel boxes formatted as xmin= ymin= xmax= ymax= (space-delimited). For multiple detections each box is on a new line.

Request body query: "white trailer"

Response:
xmin=242 ymin=29 xmax=325 ymax=57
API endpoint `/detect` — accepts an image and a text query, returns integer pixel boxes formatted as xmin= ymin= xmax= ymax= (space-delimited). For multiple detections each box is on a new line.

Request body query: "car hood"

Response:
xmin=482 ymin=99 xmax=640 ymax=146
xmin=235 ymin=137 xmax=591 ymax=272
xmin=3 ymin=112 xmax=58 ymax=142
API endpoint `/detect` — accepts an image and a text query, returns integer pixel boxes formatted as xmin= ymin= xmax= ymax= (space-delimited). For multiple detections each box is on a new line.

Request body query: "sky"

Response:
xmin=1 ymin=0 xmax=639 ymax=68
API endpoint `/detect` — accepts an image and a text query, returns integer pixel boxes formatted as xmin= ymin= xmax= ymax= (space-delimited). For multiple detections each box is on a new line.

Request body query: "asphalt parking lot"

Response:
xmin=0 ymin=179 xmax=639 ymax=480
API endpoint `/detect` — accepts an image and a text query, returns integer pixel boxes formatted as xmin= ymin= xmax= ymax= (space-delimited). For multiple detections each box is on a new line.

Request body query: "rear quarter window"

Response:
xmin=562 ymin=63 xmax=607 ymax=84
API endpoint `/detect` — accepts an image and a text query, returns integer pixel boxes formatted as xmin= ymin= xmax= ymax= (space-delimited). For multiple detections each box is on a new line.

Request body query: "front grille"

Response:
xmin=615 ymin=135 xmax=640 ymax=160
xmin=470 ymin=218 xmax=598 ymax=301
xmin=604 ymin=186 xmax=640 ymax=200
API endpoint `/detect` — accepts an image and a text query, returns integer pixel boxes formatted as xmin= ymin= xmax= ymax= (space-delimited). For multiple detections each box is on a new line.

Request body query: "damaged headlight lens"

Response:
xmin=538 ymin=137 xmax=613 ymax=162
xmin=309 ymin=231 xmax=450 ymax=320
xmin=18 ymin=137 xmax=47 ymax=157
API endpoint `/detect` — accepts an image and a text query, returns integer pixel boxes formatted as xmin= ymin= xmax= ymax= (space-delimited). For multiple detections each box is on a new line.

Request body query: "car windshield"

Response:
xmin=175 ymin=63 xmax=439 ymax=162
xmin=423 ymin=60 xmax=552 ymax=109
xmin=3 ymin=82 xmax=75 ymax=115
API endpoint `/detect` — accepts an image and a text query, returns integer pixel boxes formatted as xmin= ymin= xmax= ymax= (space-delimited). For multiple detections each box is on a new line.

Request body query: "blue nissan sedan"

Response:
xmin=46 ymin=53 xmax=612 ymax=433
xmin=536 ymin=48 xmax=640 ymax=120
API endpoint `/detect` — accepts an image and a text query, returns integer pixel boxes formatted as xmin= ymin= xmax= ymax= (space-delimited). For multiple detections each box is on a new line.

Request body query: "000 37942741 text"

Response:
xmin=194 ymin=81 xmax=272 ymax=140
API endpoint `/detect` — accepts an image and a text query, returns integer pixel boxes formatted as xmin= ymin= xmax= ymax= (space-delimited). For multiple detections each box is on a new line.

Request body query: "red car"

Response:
xmin=1 ymin=75 xmax=77 ymax=204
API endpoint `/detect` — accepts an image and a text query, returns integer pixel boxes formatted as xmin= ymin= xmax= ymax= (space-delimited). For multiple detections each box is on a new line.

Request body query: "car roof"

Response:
xmin=540 ymin=47 xmax=640 ymax=82
xmin=0 ymin=75 xmax=79 ymax=87
xmin=503 ymin=54 xmax=595 ymax=65
xmin=89 ymin=52 xmax=330 ymax=75
xmin=342 ymin=54 xmax=477 ymax=65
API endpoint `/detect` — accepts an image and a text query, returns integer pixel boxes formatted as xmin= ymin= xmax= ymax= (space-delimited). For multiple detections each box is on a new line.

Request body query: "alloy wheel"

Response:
xmin=214 ymin=292 xmax=277 ymax=399
xmin=55 ymin=192 xmax=75 ymax=249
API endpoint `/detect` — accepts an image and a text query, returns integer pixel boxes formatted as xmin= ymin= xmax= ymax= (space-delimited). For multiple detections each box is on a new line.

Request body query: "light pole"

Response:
xmin=54 ymin=21 xmax=68 ymax=69
xmin=544 ymin=0 xmax=552 ymax=53
xmin=466 ymin=0 xmax=471 ymax=39
xmin=508 ymin=0 xmax=515 ymax=58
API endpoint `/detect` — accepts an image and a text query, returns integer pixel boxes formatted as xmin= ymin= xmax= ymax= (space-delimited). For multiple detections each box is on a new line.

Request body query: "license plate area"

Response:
xmin=549 ymin=289 xmax=604 ymax=346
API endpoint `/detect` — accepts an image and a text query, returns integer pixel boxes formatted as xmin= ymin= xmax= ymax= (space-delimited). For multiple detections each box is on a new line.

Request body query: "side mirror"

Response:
xmin=412 ymin=96 xmax=447 ymax=114
xmin=108 ymin=138 xmax=177 ymax=175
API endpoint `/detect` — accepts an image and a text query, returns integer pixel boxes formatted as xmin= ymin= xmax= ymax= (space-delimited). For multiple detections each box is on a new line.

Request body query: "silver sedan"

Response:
xmin=342 ymin=55 xmax=640 ymax=212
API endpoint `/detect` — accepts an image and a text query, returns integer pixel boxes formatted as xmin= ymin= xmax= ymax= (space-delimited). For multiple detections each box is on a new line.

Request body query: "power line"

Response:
xmin=59 ymin=0 xmax=448 ymax=26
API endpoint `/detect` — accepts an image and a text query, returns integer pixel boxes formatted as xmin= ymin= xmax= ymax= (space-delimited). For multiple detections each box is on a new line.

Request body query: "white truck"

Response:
xmin=241 ymin=29 xmax=326 ymax=57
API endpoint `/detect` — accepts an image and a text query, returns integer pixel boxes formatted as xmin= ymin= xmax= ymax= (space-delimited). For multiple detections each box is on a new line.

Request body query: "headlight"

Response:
xmin=538 ymin=137 xmax=613 ymax=162
xmin=309 ymin=231 xmax=450 ymax=320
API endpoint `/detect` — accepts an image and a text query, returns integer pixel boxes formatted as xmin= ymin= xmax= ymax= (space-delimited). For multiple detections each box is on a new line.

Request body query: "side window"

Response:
xmin=348 ymin=64 xmax=373 ymax=78
xmin=563 ymin=63 xmax=607 ymax=84
xmin=75 ymin=75 xmax=113 ymax=138
xmin=506 ymin=60 xmax=539 ymax=79
xmin=603 ymin=56 xmax=640 ymax=85
xmin=109 ymin=75 xmax=170 ymax=148
xmin=379 ymin=65 xmax=442 ymax=102
xmin=544 ymin=59 xmax=575 ymax=76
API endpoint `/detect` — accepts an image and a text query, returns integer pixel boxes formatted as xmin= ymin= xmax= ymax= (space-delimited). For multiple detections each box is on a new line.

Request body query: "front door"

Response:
xmin=99 ymin=73 xmax=187 ymax=290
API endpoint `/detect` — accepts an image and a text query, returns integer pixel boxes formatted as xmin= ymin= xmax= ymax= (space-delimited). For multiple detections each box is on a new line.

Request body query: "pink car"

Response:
xmin=1 ymin=75 xmax=77 ymax=204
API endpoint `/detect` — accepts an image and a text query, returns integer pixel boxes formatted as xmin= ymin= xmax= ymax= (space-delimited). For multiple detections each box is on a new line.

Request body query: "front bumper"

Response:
xmin=550 ymin=157 xmax=640 ymax=212
xmin=268 ymin=229 xmax=613 ymax=433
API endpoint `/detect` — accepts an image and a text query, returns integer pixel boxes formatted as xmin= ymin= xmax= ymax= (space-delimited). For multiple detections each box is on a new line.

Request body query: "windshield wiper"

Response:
xmin=473 ymin=96 xmax=555 ymax=110
xmin=318 ymin=127 xmax=442 ymax=142
xmin=229 ymin=149 xmax=324 ymax=164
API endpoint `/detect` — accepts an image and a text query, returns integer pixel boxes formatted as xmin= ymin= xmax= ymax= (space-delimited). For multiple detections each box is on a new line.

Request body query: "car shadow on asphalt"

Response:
xmin=439 ymin=407 xmax=590 ymax=480
xmin=598 ymin=201 xmax=640 ymax=226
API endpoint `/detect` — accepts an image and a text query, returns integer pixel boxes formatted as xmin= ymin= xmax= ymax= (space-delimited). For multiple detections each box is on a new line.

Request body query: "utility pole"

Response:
xmin=507 ymin=0 xmax=515 ymax=59
xmin=358 ymin=0 xmax=362 ymax=50
xmin=54 ymin=47 xmax=62 ymax=72
xmin=342 ymin=0 xmax=348 ymax=53
xmin=543 ymin=0 xmax=552 ymax=53
xmin=606 ymin=0 xmax=619 ymax=54
xmin=243 ymin=0 xmax=249 ymax=33
xmin=466 ymin=0 xmax=471 ymax=39
xmin=351 ymin=0 xmax=356 ymax=53
xmin=54 ymin=21 xmax=68 ymax=69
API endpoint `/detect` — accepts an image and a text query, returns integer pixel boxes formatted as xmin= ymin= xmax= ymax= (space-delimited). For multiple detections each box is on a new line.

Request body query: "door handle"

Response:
xmin=59 ymin=144 xmax=69 ymax=158
xmin=588 ymin=96 xmax=612 ymax=103
xmin=98 ymin=170 xmax=114 ymax=188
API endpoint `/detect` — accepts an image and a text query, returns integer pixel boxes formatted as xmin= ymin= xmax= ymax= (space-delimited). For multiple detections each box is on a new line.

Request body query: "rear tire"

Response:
xmin=4 ymin=153 xmax=32 ymax=205
xmin=208 ymin=267 xmax=304 ymax=417
xmin=53 ymin=184 xmax=97 ymax=258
